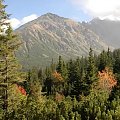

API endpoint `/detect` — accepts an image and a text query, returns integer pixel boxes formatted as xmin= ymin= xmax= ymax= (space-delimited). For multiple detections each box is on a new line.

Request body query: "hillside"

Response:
xmin=15 ymin=13 xmax=110 ymax=68
xmin=82 ymin=18 xmax=120 ymax=48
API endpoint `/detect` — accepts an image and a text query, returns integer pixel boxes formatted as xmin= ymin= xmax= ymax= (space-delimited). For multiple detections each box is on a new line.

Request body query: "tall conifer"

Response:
xmin=0 ymin=0 xmax=25 ymax=117
xmin=85 ymin=48 xmax=98 ymax=94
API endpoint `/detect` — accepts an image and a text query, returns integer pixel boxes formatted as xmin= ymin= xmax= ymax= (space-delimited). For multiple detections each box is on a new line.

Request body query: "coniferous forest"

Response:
xmin=1 ymin=1 xmax=120 ymax=120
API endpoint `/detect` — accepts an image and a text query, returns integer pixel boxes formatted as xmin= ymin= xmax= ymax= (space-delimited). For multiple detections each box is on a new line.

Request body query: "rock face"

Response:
xmin=82 ymin=18 xmax=120 ymax=48
xmin=15 ymin=13 xmax=110 ymax=68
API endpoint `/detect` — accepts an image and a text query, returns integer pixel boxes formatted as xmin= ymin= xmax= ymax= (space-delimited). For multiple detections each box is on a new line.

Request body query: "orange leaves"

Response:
xmin=17 ymin=84 xmax=26 ymax=96
xmin=52 ymin=71 xmax=64 ymax=83
xmin=98 ymin=67 xmax=117 ymax=91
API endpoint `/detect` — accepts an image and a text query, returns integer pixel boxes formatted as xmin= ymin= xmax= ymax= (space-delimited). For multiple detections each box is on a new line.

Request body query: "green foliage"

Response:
xmin=98 ymin=48 xmax=113 ymax=71
xmin=0 ymin=1 xmax=25 ymax=119
xmin=85 ymin=48 xmax=98 ymax=95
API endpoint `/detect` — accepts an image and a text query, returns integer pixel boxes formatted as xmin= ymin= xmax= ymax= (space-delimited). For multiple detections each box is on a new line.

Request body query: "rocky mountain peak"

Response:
xmin=16 ymin=13 xmax=111 ymax=68
xmin=37 ymin=13 xmax=67 ymax=22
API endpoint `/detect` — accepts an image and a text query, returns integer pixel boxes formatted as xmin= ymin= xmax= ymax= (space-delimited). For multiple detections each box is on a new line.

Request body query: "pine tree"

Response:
xmin=113 ymin=49 xmax=120 ymax=74
xmin=27 ymin=68 xmax=42 ymax=98
xmin=98 ymin=48 xmax=113 ymax=71
xmin=67 ymin=59 xmax=74 ymax=95
xmin=26 ymin=68 xmax=43 ymax=120
xmin=57 ymin=56 xmax=63 ymax=74
xmin=85 ymin=48 xmax=98 ymax=95
xmin=56 ymin=56 xmax=68 ymax=96
xmin=98 ymin=50 xmax=108 ymax=71
xmin=0 ymin=0 xmax=25 ymax=118
xmin=44 ymin=67 xmax=53 ymax=95
xmin=71 ymin=59 xmax=81 ymax=98
xmin=62 ymin=61 xmax=68 ymax=80
xmin=106 ymin=48 xmax=113 ymax=70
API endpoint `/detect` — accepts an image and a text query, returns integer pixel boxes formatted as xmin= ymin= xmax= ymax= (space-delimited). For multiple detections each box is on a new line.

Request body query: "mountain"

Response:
xmin=15 ymin=13 xmax=110 ymax=68
xmin=82 ymin=18 xmax=120 ymax=48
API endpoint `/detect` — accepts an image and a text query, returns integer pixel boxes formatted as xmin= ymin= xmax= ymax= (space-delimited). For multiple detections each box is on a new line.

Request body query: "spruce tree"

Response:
xmin=67 ymin=59 xmax=74 ymax=95
xmin=98 ymin=50 xmax=108 ymax=71
xmin=71 ymin=59 xmax=81 ymax=98
xmin=85 ymin=48 xmax=98 ymax=95
xmin=98 ymin=49 xmax=113 ymax=71
xmin=0 ymin=0 xmax=25 ymax=118
xmin=113 ymin=49 xmax=120 ymax=74
xmin=107 ymin=48 xmax=113 ymax=68
xmin=56 ymin=56 xmax=63 ymax=74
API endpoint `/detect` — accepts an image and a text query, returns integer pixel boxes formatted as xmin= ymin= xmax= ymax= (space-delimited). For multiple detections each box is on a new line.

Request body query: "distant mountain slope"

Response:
xmin=15 ymin=13 xmax=110 ymax=68
xmin=82 ymin=18 xmax=120 ymax=48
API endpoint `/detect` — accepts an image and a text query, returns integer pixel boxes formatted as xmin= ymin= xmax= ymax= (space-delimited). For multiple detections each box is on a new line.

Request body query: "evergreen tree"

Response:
xmin=56 ymin=56 xmax=68 ymax=95
xmin=67 ymin=59 xmax=75 ymax=95
xmin=106 ymin=48 xmax=113 ymax=70
xmin=71 ymin=59 xmax=81 ymax=98
xmin=56 ymin=56 xmax=67 ymax=77
xmin=62 ymin=61 xmax=68 ymax=80
xmin=38 ymin=68 xmax=43 ymax=81
xmin=44 ymin=67 xmax=53 ymax=95
xmin=113 ymin=49 xmax=120 ymax=74
xmin=57 ymin=56 xmax=63 ymax=74
xmin=98 ymin=50 xmax=108 ymax=71
xmin=27 ymin=68 xmax=41 ymax=98
xmin=0 ymin=1 xmax=25 ymax=118
xmin=26 ymin=68 xmax=44 ymax=120
xmin=79 ymin=67 xmax=87 ymax=96
xmin=98 ymin=48 xmax=113 ymax=71
xmin=85 ymin=48 xmax=98 ymax=95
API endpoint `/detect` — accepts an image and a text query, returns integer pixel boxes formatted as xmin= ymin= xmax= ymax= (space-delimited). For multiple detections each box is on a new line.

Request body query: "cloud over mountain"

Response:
xmin=10 ymin=14 xmax=38 ymax=29
xmin=70 ymin=0 xmax=120 ymax=20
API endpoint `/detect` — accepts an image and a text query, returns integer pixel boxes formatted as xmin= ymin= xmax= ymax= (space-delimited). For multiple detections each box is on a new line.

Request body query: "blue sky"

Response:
xmin=5 ymin=0 xmax=91 ymax=21
xmin=5 ymin=0 xmax=120 ymax=29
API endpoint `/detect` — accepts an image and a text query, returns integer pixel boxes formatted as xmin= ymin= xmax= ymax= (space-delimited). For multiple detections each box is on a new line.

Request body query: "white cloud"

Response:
xmin=70 ymin=0 xmax=120 ymax=20
xmin=21 ymin=14 xmax=38 ymax=25
xmin=10 ymin=18 xmax=21 ymax=29
xmin=10 ymin=14 xmax=38 ymax=29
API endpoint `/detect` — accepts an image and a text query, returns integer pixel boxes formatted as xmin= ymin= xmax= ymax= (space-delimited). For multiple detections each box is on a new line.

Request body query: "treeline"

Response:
xmin=1 ymin=48 xmax=119 ymax=120
xmin=26 ymin=48 xmax=120 ymax=98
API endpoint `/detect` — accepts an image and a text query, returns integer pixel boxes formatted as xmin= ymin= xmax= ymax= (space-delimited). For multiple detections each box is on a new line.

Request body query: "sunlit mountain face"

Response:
xmin=15 ymin=13 xmax=113 ymax=68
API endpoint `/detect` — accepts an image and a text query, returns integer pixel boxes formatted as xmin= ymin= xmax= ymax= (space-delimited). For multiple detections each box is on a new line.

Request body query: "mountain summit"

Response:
xmin=82 ymin=18 xmax=120 ymax=48
xmin=15 ymin=13 xmax=110 ymax=68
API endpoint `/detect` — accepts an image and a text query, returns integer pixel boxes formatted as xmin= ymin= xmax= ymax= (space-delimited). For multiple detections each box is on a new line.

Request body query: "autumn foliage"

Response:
xmin=17 ymin=84 xmax=27 ymax=96
xmin=52 ymin=71 xmax=64 ymax=82
xmin=98 ymin=67 xmax=117 ymax=91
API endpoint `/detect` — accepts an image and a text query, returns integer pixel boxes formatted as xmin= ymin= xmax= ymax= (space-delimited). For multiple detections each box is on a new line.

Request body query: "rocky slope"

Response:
xmin=82 ymin=18 xmax=120 ymax=48
xmin=15 ymin=13 xmax=110 ymax=68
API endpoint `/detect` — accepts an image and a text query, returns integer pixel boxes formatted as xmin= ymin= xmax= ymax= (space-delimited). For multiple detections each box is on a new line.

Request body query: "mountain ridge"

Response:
xmin=82 ymin=18 xmax=120 ymax=48
xmin=15 ymin=13 xmax=113 ymax=68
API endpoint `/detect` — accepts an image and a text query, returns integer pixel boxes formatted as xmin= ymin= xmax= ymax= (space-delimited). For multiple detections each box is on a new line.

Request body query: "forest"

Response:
xmin=1 ymin=0 xmax=120 ymax=120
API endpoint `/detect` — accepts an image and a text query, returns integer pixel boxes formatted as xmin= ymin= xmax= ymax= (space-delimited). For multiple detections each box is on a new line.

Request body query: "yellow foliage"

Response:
xmin=52 ymin=71 xmax=64 ymax=82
